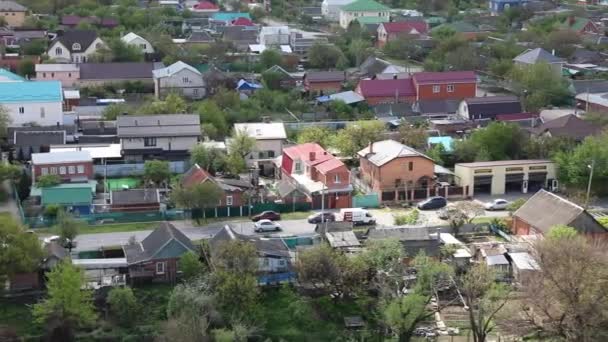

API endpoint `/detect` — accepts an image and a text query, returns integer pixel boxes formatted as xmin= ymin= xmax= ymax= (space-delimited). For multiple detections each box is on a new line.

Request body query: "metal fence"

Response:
xmin=352 ymin=193 xmax=380 ymax=208
xmin=94 ymin=161 xmax=188 ymax=177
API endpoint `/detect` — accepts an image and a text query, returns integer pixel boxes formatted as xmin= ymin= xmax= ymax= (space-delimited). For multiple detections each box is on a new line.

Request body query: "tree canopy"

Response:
xmin=0 ymin=216 xmax=43 ymax=284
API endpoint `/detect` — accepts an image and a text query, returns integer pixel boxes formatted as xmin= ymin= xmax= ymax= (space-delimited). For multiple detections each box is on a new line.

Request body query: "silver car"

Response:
xmin=254 ymin=219 xmax=281 ymax=233
xmin=484 ymin=199 xmax=509 ymax=211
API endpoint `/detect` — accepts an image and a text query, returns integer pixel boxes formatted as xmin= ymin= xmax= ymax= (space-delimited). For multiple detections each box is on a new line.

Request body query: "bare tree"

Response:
xmin=446 ymin=201 xmax=485 ymax=236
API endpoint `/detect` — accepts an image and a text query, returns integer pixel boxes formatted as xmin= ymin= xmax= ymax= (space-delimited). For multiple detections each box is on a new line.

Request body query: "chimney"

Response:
xmin=309 ymin=151 xmax=316 ymax=161
xmin=368 ymin=141 xmax=373 ymax=153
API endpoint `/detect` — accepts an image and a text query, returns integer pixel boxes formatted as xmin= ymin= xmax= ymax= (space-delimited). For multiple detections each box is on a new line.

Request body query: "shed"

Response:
xmin=41 ymin=184 xmax=94 ymax=215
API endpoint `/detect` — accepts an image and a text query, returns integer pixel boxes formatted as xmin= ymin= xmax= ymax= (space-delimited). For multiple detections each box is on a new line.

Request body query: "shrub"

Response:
xmin=36 ymin=174 xmax=61 ymax=188
xmin=394 ymin=210 xmax=420 ymax=225
xmin=107 ymin=287 xmax=139 ymax=327
xmin=506 ymin=198 xmax=526 ymax=214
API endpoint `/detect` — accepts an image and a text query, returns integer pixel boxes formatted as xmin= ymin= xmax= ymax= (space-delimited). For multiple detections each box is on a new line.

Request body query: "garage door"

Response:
xmin=528 ymin=172 xmax=547 ymax=192
xmin=505 ymin=173 xmax=524 ymax=193
xmin=474 ymin=176 xmax=492 ymax=194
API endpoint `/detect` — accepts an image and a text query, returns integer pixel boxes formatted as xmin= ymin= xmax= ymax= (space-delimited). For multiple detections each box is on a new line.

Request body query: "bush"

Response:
xmin=44 ymin=204 xmax=61 ymax=219
xmin=394 ymin=210 xmax=420 ymax=225
xmin=506 ymin=198 xmax=526 ymax=214
xmin=36 ymin=174 xmax=61 ymax=188
xmin=107 ymin=287 xmax=139 ymax=327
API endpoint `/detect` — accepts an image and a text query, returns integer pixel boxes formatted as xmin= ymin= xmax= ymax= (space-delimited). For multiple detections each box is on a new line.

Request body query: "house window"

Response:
xmin=144 ymin=137 xmax=157 ymax=147
xmin=294 ymin=161 xmax=302 ymax=173
xmin=77 ymin=165 xmax=84 ymax=173
xmin=40 ymin=107 xmax=45 ymax=118
xmin=156 ymin=262 xmax=165 ymax=274
xmin=432 ymin=85 xmax=440 ymax=93
xmin=263 ymin=258 xmax=269 ymax=266
xmin=408 ymin=161 xmax=413 ymax=171
xmin=68 ymin=73 xmax=72 ymax=77
xmin=447 ymin=84 xmax=454 ymax=92
xmin=50 ymin=167 xmax=57 ymax=174
xmin=68 ymin=166 xmax=75 ymax=174
xmin=140 ymin=44 xmax=146 ymax=49
xmin=183 ymin=77 xmax=189 ymax=83
xmin=41 ymin=167 xmax=48 ymax=175
xmin=51 ymin=72 xmax=55 ymax=77
xmin=59 ymin=166 xmax=66 ymax=175
xmin=72 ymin=43 xmax=81 ymax=51
xmin=96 ymin=43 xmax=103 ymax=49
xmin=42 ymin=72 xmax=46 ymax=78
xmin=226 ymin=195 xmax=233 ymax=206
xmin=334 ymin=174 xmax=341 ymax=183
xmin=18 ymin=107 xmax=24 ymax=114
xmin=55 ymin=47 xmax=62 ymax=55
xmin=193 ymin=88 xmax=198 ymax=95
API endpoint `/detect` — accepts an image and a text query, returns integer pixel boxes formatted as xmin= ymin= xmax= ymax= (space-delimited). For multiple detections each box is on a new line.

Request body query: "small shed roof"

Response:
xmin=41 ymin=186 xmax=93 ymax=205
xmin=326 ymin=231 xmax=361 ymax=248
xmin=486 ymin=254 xmax=509 ymax=266
xmin=508 ymin=252 xmax=539 ymax=271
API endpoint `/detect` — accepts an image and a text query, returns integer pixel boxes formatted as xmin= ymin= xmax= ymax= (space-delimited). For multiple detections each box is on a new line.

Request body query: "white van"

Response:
xmin=339 ymin=208 xmax=376 ymax=225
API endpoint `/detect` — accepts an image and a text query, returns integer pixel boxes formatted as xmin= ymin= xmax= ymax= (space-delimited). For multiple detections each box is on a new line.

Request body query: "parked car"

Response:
xmin=417 ymin=196 xmax=447 ymax=210
xmin=254 ymin=219 xmax=281 ymax=232
xmin=251 ymin=211 xmax=281 ymax=222
xmin=307 ymin=212 xmax=335 ymax=224
xmin=484 ymin=199 xmax=509 ymax=211
xmin=339 ymin=208 xmax=376 ymax=225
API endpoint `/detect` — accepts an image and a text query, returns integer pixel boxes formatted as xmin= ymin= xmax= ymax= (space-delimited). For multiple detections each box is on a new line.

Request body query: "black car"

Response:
xmin=251 ymin=211 xmax=281 ymax=222
xmin=417 ymin=196 xmax=447 ymax=210
xmin=307 ymin=212 xmax=335 ymax=224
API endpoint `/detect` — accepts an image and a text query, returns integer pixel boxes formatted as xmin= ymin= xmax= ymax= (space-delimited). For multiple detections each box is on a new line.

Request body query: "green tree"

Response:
xmin=427 ymin=143 xmax=446 ymax=166
xmin=554 ymin=132 xmax=608 ymax=192
xmin=0 ymin=215 xmax=43 ymax=284
xmin=329 ymin=100 xmax=354 ymax=119
xmin=0 ymin=105 xmax=13 ymax=138
xmin=33 ymin=261 xmax=96 ymax=340
xmin=137 ymin=93 xmax=188 ymax=115
xmin=226 ymin=129 xmax=256 ymax=174
xmin=190 ymin=144 xmax=227 ymax=174
xmin=36 ymin=174 xmax=61 ymax=187
xmin=308 ymin=43 xmax=347 ymax=69
xmin=332 ymin=120 xmax=384 ymax=158
xmin=16 ymin=170 xmax=31 ymax=202
xmin=259 ymin=49 xmax=282 ymax=69
xmin=22 ymin=39 xmax=47 ymax=55
xmin=171 ymin=182 xmax=223 ymax=221
xmin=180 ymin=251 xmax=203 ymax=280
xmin=546 ymin=225 xmax=578 ymax=240
xmin=107 ymin=287 xmax=139 ymax=327
xmin=506 ymin=198 xmax=526 ymax=214
xmin=261 ymin=70 xmax=285 ymax=91
xmin=18 ymin=59 xmax=35 ymax=78
xmin=509 ymin=62 xmax=569 ymax=111
xmin=55 ymin=211 xmax=80 ymax=252
xmin=297 ymin=126 xmax=334 ymax=148
xmin=348 ymin=39 xmax=372 ymax=66
xmin=398 ymin=124 xmax=428 ymax=150
xmin=108 ymin=38 xmax=144 ymax=62
xmin=143 ymin=160 xmax=171 ymax=186
xmin=468 ymin=122 xmax=528 ymax=161
xmin=102 ymin=103 xmax=130 ymax=120
xmin=198 ymin=100 xmax=229 ymax=137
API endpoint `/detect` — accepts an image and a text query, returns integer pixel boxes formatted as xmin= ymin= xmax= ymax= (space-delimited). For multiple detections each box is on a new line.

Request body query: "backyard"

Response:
xmin=104 ymin=177 xmax=141 ymax=191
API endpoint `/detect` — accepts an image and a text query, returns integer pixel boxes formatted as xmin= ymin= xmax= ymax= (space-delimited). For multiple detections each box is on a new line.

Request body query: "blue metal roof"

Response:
xmin=0 ymin=80 xmax=62 ymax=103
xmin=428 ymin=136 xmax=454 ymax=152
xmin=0 ymin=68 xmax=26 ymax=82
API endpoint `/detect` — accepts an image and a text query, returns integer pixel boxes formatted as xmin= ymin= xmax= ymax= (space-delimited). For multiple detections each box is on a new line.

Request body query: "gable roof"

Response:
xmin=193 ymin=0 xmax=219 ymax=10
xmin=380 ymin=21 xmax=428 ymax=35
xmin=571 ymin=79 xmax=608 ymax=94
xmin=513 ymin=48 xmax=565 ymax=64
xmin=513 ymin=189 xmax=606 ymax=235
xmin=359 ymin=56 xmax=391 ymax=76
xmin=121 ymin=32 xmax=148 ymax=44
xmin=534 ymin=114 xmax=601 ymax=140
xmin=232 ymin=17 xmax=254 ymax=26
xmin=209 ymin=225 xmax=290 ymax=258
xmin=188 ymin=31 xmax=214 ymax=43
xmin=222 ymin=25 xmax=258 ymax=42
xmin=357 ymin=78 xmax=415 ymax=97
xmin=416 ymin=99 xmax=459 ymax=115
xmin=123 ymin=222 xmax=196 ymax=264
xmin=117 ymin=114 xmax=201 ymax=138
xmin=181 ymin=163 xmax=213 ymax=188
xmin=305 ymin=71 xmax=345 ymax=83
xmin=152 ymin=61 xmax=200 ymax=79
xmin=413 ymin=71 xmax=477 ymax=85
xmin=0 ymin=1 xmax=27 ymax=11
xmin=0 ymin=80 xmax=62 ymax=103
xmin=51 ymin=30 xmax=100 ymax=53
xmin=234 ymin=122 xmax=287 ymax=140
xmin=559 ymin=16 xmax=596 ymax=32
xmin=341 ymin=0 xmax=390 ymax=12
xmin=357 ymin=139 xmax=431 ymax=166
xmin=80 ymin=62 xmax=157 ymax=80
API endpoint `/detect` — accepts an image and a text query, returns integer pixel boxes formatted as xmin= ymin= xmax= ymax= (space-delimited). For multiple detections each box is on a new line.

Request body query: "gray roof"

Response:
xmin=79 ymin=62 xmax=158 ymax=80
xmin=373 ymin=103 xmax=415 ymax=118
xmin=14 ymin=131 xmax=65 ymax=148
xmin=111 ymin=189 xmax=160 ymax=205
xmin=44 ymin=241 xmax=68 ymax=261
xmin=117 ymin=114 xmax=201 ymax=138
xmin=513 ymin=48 xmax=565 ymax=64
xmin=31 ymin=150 xmax=91 ymax=165
xmin=357 ymin=139 xmax=431 ymax=167
xmin=222 ymin=25 xmax=258 ymax=42
xmin=305 ymin=71 xmax=345 ymax=82
xmin=416 ymin=99 xmax=459 ymax=115
xmin=486 ymin=254 xmax=509 ymax=266
xmin=508 ymin=252 xmax=539 ymax=270
xmin=326 ymin=231 xmax=360 ymax=248
xmin=513 ymin=189 xmax=606 ymax=235
xmin=571 ymin=79 xmax=608 ymax=94
xmin=210 ymin=225 xmax=290 ymax=258
xmin=359 ymin=56 xmax=391 ymax=76
xmin=0 ymin=1 xmax=27 ymax=11
xmin=328 ymin=91 xmax=365 ymax=105
xmin=534 ymin=114 xmax=601 ymax=140
xmin=464 ymin=96 xmax=523 ymax=120
xmin=52 ymin=30 xmax=99 ymax=53
xmin=276 ymin=180 xmax=298 ymax=198
xmin=188 ymin=31 xmax=214 ymax=43
xmin=123 ymin=222 xmax=196 ymax=264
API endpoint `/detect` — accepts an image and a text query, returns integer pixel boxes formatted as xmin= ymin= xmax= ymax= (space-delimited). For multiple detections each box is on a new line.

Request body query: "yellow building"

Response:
xmin=454 ymin=160 xmax=557 ymax=196
xmin=0 ymin=1 xmax=28 ymax=27
xmin=339 ymin=0 xmax=390 ymax=29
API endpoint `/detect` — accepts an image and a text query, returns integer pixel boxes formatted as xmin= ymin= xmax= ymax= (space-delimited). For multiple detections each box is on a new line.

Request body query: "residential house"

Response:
xmin=190 ymin=0 xmax=220 ymax=14
xmin=0 ymin=80 xmax=63 ymax=126
xmin=0 ymin=1 xmax=28 ymax=27
xmin=122 ymin=222 xmax=197 ymax=283
xmin=373 ymin=103 xmax=415 ymax=124
xmin=31 ymin=150 xmax=93 ymax=183
xmin=221 ymin=26 xmax=259 ymax=51
xmin=47 ymin=30 xmax=105 ymax=64
xmin=339 ymin=0 xmax=390 ymax=29
xmin=532 ymin=114 xmax=600 ymax=142
xmin=265 ymin=65 xmax=296 ymax=88
xmin=559 ymin=16 xmax=601 ymax=35
xmin=412 ymin=71 xmax=477 ymax=101
xmin=181 ymin=164 xmax=253 ymax=207
xmin=575 ymin=91 xmax=608 ymax=112
xmin=210 ymin=225 xmax=293 ymax=285
xmin=512 ymin=189 xmax=607 ymax=238
xmin=121 ymin=32 xmax=155 ymax=54
xmin=358 ymin=140 xmax=435 ymax=202
xmin=355 ymin=78 xmax=416 ymax=105
xmin=570 ymin=79 xmax=608 ymax=96
xmin=233 ymin=122 xmax=287 ymax=176
xmin=367 ymin=226 xmax=441 ymax=260
xmin=513 ymin=48 xmax=566 ymax=76
xmin=231 ymin=17 xmax=255 ymax=26
xmin=569 ymin=48 xmax=604 ymax=65
xmin=457 ymin=96 xmax=523 ymax=121
xmin=289 ymin=32 xmax=328 ymax=55
xmin=431 ymin=21 xmax=484 ymax=40
xmin=40 ymin=183 xmax=95 ymax=215
xmin=259 ymin=26 xmax=290 ymax=46
xmin=322 ymin=0 xmax=355 ymax=21
xmin=475 ymin=244 xmax=510 ymax=281
xmin=303 ymin=71 xmax=345 ymax=94
xmin=60 ymin=16 xmax=118 ymax=29
xmin=35 ymin=64 xmax=79 ymax=88
xmin=175 ymin=31 xmax=215 ymax=46
xmin=377 ymin=21 xmax=429 ymax=48
xmin=110 ymin=189 xmax=161 ymax=212
xmin=281 ymin=143 xmax=352 ymax=208
xmin=152 ymin=61 xmax=205 ymax=99
xmin=117 ymin=114 xmax=201 ymax=161
xmin=358 ymin=56 xmax=391 ymax=78
xmin=79 ymin=62 xmax=158 ymax=87
xmin=489 ymin=0 xmax=529 ymax=15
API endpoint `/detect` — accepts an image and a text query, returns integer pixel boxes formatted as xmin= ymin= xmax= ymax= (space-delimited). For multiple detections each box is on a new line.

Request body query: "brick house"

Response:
xmin=357 ymin=140 xmax=436 ymax=202
xmin=181 ymin=164 xmax=253 ymax=207
xmin=31 ymin=150 xmax=93 ymax=183
xmin=512 ymin=190 xmax=608 ymax=238
xmin=122 ymin=222 xmax=197 ymax=284
xmin=281 ymin=143 xmax=352 ymax=209
xmin=377 ymin=21 xmax=429 ymax=48
xmin=355 ymin=78 xmax=416 ymax=105
xmin=303 ymin=71 xmax=345 ymax=94
xmin=412 ymin=71 xmax=477 ymax=101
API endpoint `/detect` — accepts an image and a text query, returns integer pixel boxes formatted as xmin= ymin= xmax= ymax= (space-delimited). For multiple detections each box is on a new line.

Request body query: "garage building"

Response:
xmin=454 ymin=160 xmax=557 ymax=196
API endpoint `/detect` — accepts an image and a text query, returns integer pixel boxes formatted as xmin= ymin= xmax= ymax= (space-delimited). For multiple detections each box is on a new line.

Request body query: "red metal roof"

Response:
xmin=413 ymin=71 xmax=477 ymax=85
xmin=181 ymin=164 xmax=212 ymax=188
xmin=357 ymin=78 xmax=415 ymax=97
xmin=231 ymin=17 xmax=254 ymax=26
xmin=282 ymin=143 xmax=344 ymax=171
xmin=194 ymin=1 xmax=219 ymax=10
xmin=315 ymin=158 xmax=345 ymax=174
xmin=381 ymin=21 xmax=428 ymax=34
xmin=495 ymin=112 xmax=538 ymax=121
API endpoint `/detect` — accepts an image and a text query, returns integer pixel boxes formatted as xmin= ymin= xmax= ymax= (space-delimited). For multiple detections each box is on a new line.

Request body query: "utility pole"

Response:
xmin=585 ymin=159 xmax=595 ymax=209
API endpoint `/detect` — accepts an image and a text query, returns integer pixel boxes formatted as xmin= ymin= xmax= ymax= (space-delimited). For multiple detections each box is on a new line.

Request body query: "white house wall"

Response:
xmin=4 ymin=101 xmax=63 ymax=126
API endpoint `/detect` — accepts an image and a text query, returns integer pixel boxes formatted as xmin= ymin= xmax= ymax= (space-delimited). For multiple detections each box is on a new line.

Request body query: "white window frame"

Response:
xmin=77 ymin=165 xmax=84 ymax=174
xmin=59 ymin=166 xmax=66 ymax=175
xmin=156 ymin=262 xmax=165 ymax=274
xmin=226 ymin=195 xmax=233 ymax=206
xmin=294 ymin=161 xmax=302 ymax=173
xmin=68 ymin=165 xmax=75 ymax=174
xmin=50 ymin=167 xmax=57 ymax=174
xmin=40 ymin=107 xmax=45 ymax=118
xmin=447 ymin=84 xmax=454 ymax=92
xmin=55 ymin=47 xmax=62 ymax=55
xmin=432 ymin=85 xmax=440 ymax=93
xmin=334 ymin=174 xmax=341 ymax=183
xmin=18 ymin=107 xmax=24 ymax=114
xmin=41 ymin=167 xmax=48 ymax=175
xmin=72 ymin=43 xmax=81 ymax=51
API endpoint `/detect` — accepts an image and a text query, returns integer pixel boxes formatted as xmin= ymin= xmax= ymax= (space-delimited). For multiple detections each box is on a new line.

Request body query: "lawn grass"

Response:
xmin=105 ymin=177 xmax=141 ymax=191
xmin=0 ymin=211 xmax=13 ymax=219
xmin=36 ymin=221 xmax=160 ymax=235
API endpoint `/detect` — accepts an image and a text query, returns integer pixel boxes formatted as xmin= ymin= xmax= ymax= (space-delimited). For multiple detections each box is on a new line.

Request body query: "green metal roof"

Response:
xmin=341 ymin=0 xmax=390 ymax=12
xmin=559 ymin=17 xmax=591 ymax=32
xmin=31 ymin=180 xmax=97 ymax=197
xmin=355 ymin=16 xmax=389 ymax=24
xmin=41 ymin=186 xmax=94 ymax=206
